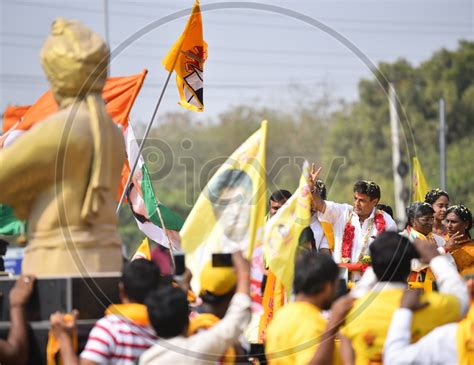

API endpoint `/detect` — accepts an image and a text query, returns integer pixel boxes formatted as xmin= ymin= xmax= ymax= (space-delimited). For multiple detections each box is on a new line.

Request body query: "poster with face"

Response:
xmin=206 ymin=168 xmax=253 ymax=245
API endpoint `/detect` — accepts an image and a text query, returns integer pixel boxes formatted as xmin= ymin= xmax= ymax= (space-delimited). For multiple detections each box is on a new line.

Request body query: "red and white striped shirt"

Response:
xmin=81 ymin=314 xmax=158 ymax=365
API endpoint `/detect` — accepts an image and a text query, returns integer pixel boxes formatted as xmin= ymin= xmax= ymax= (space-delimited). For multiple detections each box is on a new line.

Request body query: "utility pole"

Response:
xmin=103 ymin=0 xmax=110 ymax=46
xmin=388 ymin=83 xmax=406 ymax=227
xmin=104 ymin=0 xmax=110 ymax=75
xmin=439 ymin=98 xmax=447 ymax=190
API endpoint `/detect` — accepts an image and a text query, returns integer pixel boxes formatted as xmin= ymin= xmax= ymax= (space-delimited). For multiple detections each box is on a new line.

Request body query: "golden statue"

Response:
xmin=0 ymin=18 xmax=125 ymax=275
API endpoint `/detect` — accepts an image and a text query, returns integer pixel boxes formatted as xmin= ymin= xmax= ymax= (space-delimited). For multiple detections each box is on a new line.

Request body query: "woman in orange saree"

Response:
xmin=445 ymin=204 xmax=473 ymax=275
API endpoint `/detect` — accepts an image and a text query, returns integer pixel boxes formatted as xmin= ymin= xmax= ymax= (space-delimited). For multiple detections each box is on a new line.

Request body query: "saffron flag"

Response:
xmin=131 ymin=238 xmax=152 ymax=261
xmin=1 ymin=70 xmax=148 ymax=200
xmin=181 ymin=120 xmax=268 ymax=293
xmin=1 ymin=107 xmax=30 ymax=235
xmin=2 ymin=105 xmax=30 ymax=133
xmin=0 ymin=71 xmax=156 ymax=238
xmin=162 ymin=0 xmax=207 ymax=112
xmin=14 ymin=70 xmax=148 ymax=131
xmin=263 ymin=161 xmax=312 ymax=297
xmin=1 ymin=105 xmax=30 ymax=148
xmin=124 ymin=123 xmax=184 ymax=248
xmin=3 ymin=71 xmax=147 ymax=135
xmin=412 ymin=157 xmax=429 ymax=202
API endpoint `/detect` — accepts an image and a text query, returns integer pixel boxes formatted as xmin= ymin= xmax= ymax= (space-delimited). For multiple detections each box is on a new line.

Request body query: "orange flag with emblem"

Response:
xmin=162 ymin=0 xmax=207 ymax=112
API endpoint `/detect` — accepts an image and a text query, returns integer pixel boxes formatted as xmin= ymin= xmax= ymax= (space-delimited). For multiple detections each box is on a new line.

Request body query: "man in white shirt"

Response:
xmin=310 ymin=167 xmax=397 ymax=264
xmin=384 ymin=278 xmax=474 ymax=365
xmin=139 ymin=252 xmax=251 ymax=364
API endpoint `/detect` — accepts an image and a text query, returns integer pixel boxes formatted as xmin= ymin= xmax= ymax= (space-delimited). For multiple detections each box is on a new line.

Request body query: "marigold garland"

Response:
xmin=341 ymin=210 xmax=386 ymax=267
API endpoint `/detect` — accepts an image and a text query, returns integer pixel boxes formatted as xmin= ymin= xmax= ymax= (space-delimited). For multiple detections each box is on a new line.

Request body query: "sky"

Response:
xmin=1 ymin=0 xmax=473 ymax=124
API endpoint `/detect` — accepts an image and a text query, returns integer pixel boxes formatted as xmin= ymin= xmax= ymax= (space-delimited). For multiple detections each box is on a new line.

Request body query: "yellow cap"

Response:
xmin=199 ymin=261 xmax=237 ymax=296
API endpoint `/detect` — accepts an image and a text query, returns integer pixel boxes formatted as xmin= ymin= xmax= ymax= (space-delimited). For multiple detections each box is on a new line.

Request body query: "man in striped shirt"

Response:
xmin=140 ymin=252 xmax=252 ymax=364
xmin=50 ymin=259 xmax=161 ymax=365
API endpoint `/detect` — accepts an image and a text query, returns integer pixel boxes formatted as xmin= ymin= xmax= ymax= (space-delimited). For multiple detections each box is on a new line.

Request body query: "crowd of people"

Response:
xmin=0 ymin=13 xmax=471 ymax=365
xmin=1 ymin=176 xmax=473 ymax=365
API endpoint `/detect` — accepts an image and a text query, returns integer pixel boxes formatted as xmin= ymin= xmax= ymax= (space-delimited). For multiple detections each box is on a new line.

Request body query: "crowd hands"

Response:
xmin=3 ymin=253 xmax=252 ymax=365
xmin=2 ymin=163 xmax=473 ymax=365
xmin=0 ymin=274 xmax=35 ymax=365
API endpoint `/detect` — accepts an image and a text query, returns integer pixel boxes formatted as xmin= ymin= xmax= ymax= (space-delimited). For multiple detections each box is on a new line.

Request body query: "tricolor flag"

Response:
xmin=0 ymin=205 xmax=24 ymax=236
xmin=181 ymin=121 xmax=268 ymax=293
xmin=163 ymin=0 xmax=207 ymax=112
xmin=2 ymin=105 xmax=30 ymax=133
xmin=412 ymin=157 xmax=429 ymax=202
xmin=1 ymin=105 xmax=30 ymax=148
xmin=124 ymin=123 xmax=184 ymax=249
xmin=0 ymin=108 xmax=32 ymax=235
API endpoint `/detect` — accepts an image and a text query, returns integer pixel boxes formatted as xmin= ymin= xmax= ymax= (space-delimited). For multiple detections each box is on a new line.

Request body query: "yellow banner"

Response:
xmin=412 ymin=157 xmax=429 ymax=202
xmin=263 ymin=161 xmax=312 ymax=297
xmin=181 ymin=121 xmax=268 ymax=292
xmin=162 ymin=0 xmax=207 ymax=112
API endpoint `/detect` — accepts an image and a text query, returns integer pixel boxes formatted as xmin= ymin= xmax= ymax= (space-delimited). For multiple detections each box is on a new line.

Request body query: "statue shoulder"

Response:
xmin=30 ymin=103 xmax=91 ymax=134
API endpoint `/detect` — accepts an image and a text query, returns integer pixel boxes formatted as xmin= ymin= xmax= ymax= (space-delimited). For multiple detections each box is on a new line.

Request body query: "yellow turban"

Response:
xmin=40 ymin=17 xmax=109 ymax=98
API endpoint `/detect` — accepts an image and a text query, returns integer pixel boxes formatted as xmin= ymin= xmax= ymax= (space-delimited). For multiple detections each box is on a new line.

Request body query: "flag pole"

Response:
xmin=116 ymin=22 xmax=189 ymax=215
xmin=116 ymin=1 xmax=198 ymax=214
xmin=439 ymin=98 xmax=447 ymax=190
xmin=116 ymin=68 xmax=174 ymax=214
xmin=388 ymin=83 xmax=406 ymax=228
xmin=155 ymin=206 xmax=176 ymax=271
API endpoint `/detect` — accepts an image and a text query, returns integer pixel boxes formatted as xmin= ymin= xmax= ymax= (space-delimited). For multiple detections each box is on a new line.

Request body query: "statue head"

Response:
xmin=40 ymin=18 xmax=109 ymax=103
xmin=40 ymin=18 xmax=115 ymax=224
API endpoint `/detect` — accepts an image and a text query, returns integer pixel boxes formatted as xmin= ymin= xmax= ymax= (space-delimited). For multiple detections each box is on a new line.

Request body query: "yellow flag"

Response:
xmin=181 ymin=121 xmax=268 ymax=292
xmin=131 ymin=238 xmax=151 ymax=261
xmin=263 ymin=161 xmax=312 ymax=297
xmin=412 ymin=157 xmax=429 ymax=202
xmin=162 ymin=0 xmax=207 ymax=112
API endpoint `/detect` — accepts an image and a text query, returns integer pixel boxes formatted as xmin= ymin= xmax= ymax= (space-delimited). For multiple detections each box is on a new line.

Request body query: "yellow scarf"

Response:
xmin=321 ymin=221 xmax=335 ymax=251
xmin=105 ymin=303 xmax=150 ymax=326
xmin=406 ymin=227 xmax=437 ymax=291
xmin=457 ymin=304 xmax=474 ymax=365
xmin=189 ymin=313 xmax=237 ymax=364
xmin=258 ymin=270 xmax=285 ymax=342
xmin=46 ymin=314 xmax=78 ymax=365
